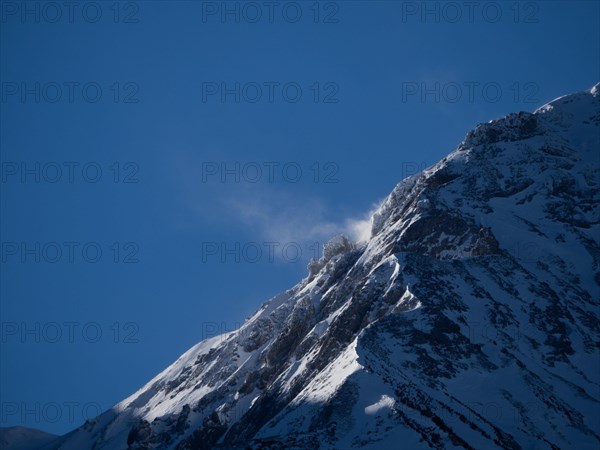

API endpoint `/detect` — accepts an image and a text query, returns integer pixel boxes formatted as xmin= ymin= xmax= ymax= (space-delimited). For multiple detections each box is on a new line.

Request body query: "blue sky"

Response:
xmin=1 ymin=0 xmax=598 ymax=435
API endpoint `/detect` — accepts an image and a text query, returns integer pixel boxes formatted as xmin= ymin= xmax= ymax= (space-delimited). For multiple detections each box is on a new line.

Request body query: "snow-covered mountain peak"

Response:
xmin=40 ymin=84 xmax=600 ymax=450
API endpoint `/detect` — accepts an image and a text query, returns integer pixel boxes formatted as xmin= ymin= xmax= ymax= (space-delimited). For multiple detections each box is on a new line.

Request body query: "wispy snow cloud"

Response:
xmin=226 ymin=189 xmax=378 ymax=247
xmin=169 ymin=150 xmax=381 ymax=255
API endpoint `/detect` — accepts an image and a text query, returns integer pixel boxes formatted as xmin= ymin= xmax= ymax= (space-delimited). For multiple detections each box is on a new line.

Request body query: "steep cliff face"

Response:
xmin=45 ymin=84 xmax=600 ymax=450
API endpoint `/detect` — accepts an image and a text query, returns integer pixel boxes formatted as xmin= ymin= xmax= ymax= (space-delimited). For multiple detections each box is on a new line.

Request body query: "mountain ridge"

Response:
xmin=0 ymin=426 xmax=58 ymax=450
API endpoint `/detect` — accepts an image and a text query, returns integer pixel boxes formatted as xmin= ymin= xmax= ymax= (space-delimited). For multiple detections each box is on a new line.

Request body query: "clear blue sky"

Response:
xmin=1 ymin=0 xmax=598 ymax=435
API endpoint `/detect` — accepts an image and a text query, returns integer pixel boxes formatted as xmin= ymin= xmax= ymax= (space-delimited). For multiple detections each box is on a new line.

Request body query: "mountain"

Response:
xmin=0 ymin=427 xmax=57 ymax=450
xmin=40 ymin=84 xmax=600 ymax=449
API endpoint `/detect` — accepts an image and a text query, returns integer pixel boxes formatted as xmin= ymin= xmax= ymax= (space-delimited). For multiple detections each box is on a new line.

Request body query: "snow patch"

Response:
xmin=364 ymin=395 xmax=395 ymax=416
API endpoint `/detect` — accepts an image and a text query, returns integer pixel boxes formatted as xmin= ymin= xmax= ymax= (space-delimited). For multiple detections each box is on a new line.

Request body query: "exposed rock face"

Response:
xmin=44 ymin=84 xmax=600 ymax=450
xmin=471 ymin=227 xmax=500 ymax=256
xmin=308 ymin=235 xmax=354 ymax=279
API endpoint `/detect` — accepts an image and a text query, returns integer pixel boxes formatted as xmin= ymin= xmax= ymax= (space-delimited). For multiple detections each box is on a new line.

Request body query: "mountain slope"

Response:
xmin=46 ymin=84 xmax=600 ymax=450
xmin=0 ymin=427 xmax=58 ymax=450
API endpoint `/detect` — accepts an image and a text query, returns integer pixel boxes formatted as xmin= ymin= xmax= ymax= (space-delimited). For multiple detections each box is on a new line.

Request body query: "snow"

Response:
xmin=364 ymin=395 xmax=395 ymax=415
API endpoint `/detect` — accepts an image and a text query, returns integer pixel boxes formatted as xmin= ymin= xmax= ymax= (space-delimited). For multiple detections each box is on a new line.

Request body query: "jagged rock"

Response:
xmin=323 ymin=235 xmax=354 ymax=261
xmin=127 ymin=420 xmax=151 ymax=449
xmin=471 ymin=227 xmax=500 ymax=256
